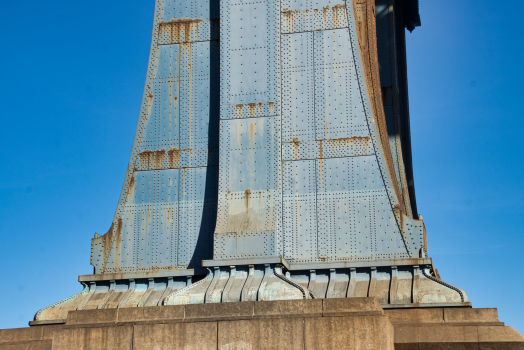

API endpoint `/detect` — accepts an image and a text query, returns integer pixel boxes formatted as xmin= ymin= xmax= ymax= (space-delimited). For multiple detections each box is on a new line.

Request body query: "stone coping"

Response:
xmin=26 ymin=298 xmax=501 ymax=329
xmin=62 ymin=298 xmax=384 ymax=327
xmin=2 ymin=298 xmax=523 ymax=349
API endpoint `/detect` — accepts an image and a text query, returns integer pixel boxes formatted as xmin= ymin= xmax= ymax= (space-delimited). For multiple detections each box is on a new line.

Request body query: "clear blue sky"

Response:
xmin=1 ymin=0 xmax=523 ymax=333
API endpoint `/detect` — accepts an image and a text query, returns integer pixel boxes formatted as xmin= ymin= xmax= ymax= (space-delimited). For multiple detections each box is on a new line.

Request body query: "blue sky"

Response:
xmin=1 ymin=0 xmax=523 ymax=333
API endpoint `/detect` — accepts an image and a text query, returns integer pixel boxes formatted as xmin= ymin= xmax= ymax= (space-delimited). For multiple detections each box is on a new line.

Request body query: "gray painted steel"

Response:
xmin=33 ymin=0 xmax=468 ymax=323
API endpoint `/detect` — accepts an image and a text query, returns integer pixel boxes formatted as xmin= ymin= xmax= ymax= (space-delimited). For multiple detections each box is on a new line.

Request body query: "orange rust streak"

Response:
xmin=160 ymin=19 xmax=203 ymax=44
xmin=268 ymin=101 xmax=275 ymax=115
xmin=112 ymin=218 xmax=123 ymax=270
xmin=154 ymin=149 xmax=166 ymax=169
xmin=147 ymin=92 xmax=154 ymax=116
xmin=292 ymin=137 xmax=301 ymax=160
xmin=167 ymin=148 xmax=181 ymax=168
xmin=352 ymin=0 xmax=402 ymax=209
xmin=323 ymin=5 xmax=330 ymax=28
xmin=244 ymin=189 xmax=251 ymax=212
xmin=249 ymin=122 xmax=255 ymax=143
xmin=248 ymin=102 xmax=256 ymax=117
xmin=235 ymin=104 xmax=243 ymax=118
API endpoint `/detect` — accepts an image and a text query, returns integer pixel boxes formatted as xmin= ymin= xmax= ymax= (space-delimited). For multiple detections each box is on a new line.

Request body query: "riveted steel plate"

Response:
xmin=178 ymin=166 xmax=217 ymax=267
xmin=220 ymin=0 xmax=280 ymax=119
xmin=283 ymin=160 xmax=317 ymax=262
xmin=281 ymin=0 xmax=348 ymax=34
xmin=160 ymin=0 xmax=219 ymax=21
xmin=215 ymin=118 xmax=281 ymax=236
xmin=139 ymin=44 xmax=180 ymax=154
xmin=103 ymin=169 xmax=180 ymax=272
xmin=214 ymin=231 xmax=277 ymax=259
xmin=158 ymin=19 xmax=219 ymax=45
xmin=282 ymin=32 xmax=315 ymax=144
xmin=316 ymin=156 xmax=408 ymax=261
xmin=314 ymin=28 xmax=368 ymax=141
xmin=180 ymin=40 xmax=219 ymax=166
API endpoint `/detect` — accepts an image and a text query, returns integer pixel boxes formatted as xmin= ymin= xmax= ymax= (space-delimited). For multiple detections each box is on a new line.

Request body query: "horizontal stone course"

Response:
xmin=185 ymin=302 xmax=254 ymax=322
xmin=66 ymin=309 xmax=116 ymax=326
xmin=445 ymin=308 xmax=500 ymax=324
xmin=0 ymin=340 xmax=52 ymax=350
xmin=117 ymin=305 xmax=184 ymax=323
xmin=134 ymin=322 xmax=217 ymax=350
xmin=305 ymin=315 xmax=394 ymax=349
xmin=385 ymin=308 xmax=443 ymax=324
xmin=218 ymin=318 xmax=304 ymax=350
xmin=51 ymin=326 xmax=133 ymax=350
xmin=254 ymin=299 xmax=322 ymax=319
xmin=1 ymin=299 xmax=523 ymax=349
xmin=478 ymin=327 xmax=524 ymax=343
xmin=323 ymin=297 xmax=384 ymax=317
xmin=0 ymin=328 xmax=44 ymax=343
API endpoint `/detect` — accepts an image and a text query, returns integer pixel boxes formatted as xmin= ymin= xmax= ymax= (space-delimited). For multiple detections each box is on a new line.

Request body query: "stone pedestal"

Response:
xmin=1 ymin=298 xmax=522 ymax=349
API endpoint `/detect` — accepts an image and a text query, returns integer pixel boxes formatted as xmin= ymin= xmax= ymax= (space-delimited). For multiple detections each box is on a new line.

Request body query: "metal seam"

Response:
xmin=273 ymin=266 xmax=314 ymax=299
xmin=421 ymin=266 xmax=464 ymax=302
xmin=34 ymin=283 xmax=88 ymax=320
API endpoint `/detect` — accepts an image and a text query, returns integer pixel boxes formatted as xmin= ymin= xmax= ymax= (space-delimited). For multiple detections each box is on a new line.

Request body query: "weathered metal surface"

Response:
xmin=215 ymin=118 xmax=282 ymax=259
xmin=375 ymin=0 xmax=415 ymax=218
xmin=34 ymin=264 xmax=468 ymax=321
xmin=220 ymin=0 xmax=280 ymax=119
xmin=34 ymin=0 xmax=468 ymax=324
xmin=90 ymin=0 xmax=219 ymax=276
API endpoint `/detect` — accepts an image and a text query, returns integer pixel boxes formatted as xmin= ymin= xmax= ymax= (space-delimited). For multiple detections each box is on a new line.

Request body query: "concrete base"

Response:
xmin=1 ymin=298 xmax=522 ymax=349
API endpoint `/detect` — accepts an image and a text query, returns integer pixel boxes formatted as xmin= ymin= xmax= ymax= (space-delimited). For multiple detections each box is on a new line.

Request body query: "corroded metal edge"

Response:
xmin=288 ymin=258 xmax=432 ymax=271
xmin=33 ymin=263 xmax=466 ymax=324
xmin=78 ymin=267 xmax=206 ymax=282
xmin=202 ymin=257 xmax=290 ymax=269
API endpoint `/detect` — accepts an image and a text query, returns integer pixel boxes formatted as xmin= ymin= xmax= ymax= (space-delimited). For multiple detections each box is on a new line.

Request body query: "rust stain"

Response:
xmin=147 ymin=92 xmax=154 ymax=116
xmin=159 ymin=18 xmax=203 ymax=44
xmin=128 ymin=175 xmax=135 ymax=198
xmin=244 ymin=189 xmax=251 ymax=212
xmin=268 ymin=101 xmax=275 ymax=115
xmin=139 ymin=150 xmax=153 ymax=169
xmin=235 ymin=102 xmax=273 ymax=118
xmin=112 ymin=218 xmax=123 ymax=270
xmin=247 ymin=102 xmax=256 ymax=117
xmin=138 ymin=149 xmax=165 ymax=170
xmin=292 ymin=137 xmax=301 ymax=160
xmin=139 ymin=147 xmax=193 ymax=170
xmin=249 ymin=122 xmax=255 ymax=142
xmin=351 ymin=0 xmax=404 ymax=209
xmin=154 ymin=149 xmax=166 ymax=169
xmin=234 ymin=123 xmax=240 ymax=145
xmin=168 ymin=147 xmax=181 ymax=168
xmin=282 ymin=6 xmax=345 ymax=30
xmin=324 ymin=136 xmax=371 ymax=152
xmin=323 ymin=5 xmax=330 ymax=28
xmin=235 ymin=104 xmax=243 ymax=118
xmin=332 ymin=4 xmax=346 ymax=25
xmin=282 ymin=8 xmax=294 ymax=29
